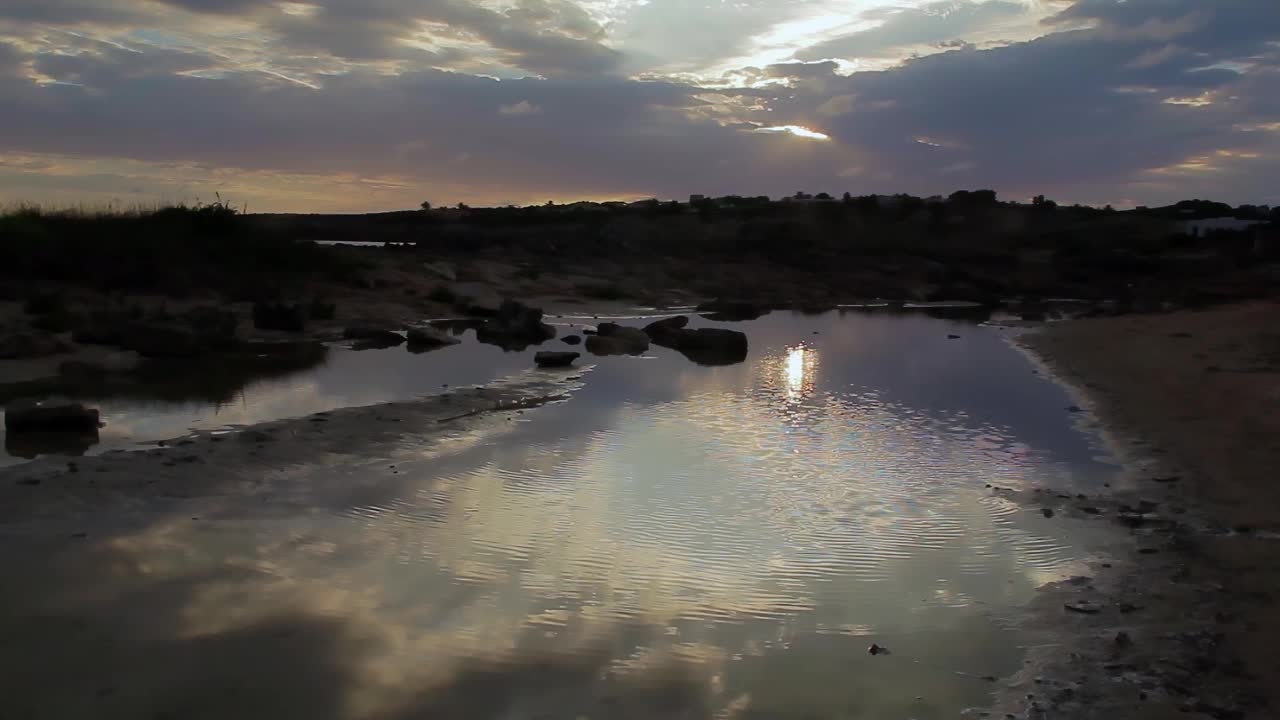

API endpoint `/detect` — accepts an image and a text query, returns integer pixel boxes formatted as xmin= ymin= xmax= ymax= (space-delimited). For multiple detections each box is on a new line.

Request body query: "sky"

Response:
xmin=0 ymin=0 xmax=1276 ymax=212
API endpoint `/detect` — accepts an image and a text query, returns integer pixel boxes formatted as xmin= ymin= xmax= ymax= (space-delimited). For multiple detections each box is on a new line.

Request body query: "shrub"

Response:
xmin=252 ymin=301 xmax=306 ymax=332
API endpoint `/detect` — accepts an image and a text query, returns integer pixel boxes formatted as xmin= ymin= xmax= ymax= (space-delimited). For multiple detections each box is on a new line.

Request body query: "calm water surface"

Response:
xmin=1 ymin=310 xmax=1116 ymax=720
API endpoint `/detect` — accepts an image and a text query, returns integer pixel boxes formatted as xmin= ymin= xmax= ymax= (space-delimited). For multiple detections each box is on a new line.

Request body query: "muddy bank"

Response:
xmin=0 ymin=369 xmax=585 ymax=526
xmin=996 ymin=302 xmax=1280 ymax=719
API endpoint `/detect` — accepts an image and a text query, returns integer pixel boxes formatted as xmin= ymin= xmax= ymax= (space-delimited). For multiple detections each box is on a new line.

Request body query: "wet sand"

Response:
xmin=1003 ymin=301 xmax=1280 ymax=719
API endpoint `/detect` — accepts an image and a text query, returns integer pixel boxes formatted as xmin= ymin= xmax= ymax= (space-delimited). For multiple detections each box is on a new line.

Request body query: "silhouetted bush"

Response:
xmin=252 ymin=302 xmax=306 ymax=332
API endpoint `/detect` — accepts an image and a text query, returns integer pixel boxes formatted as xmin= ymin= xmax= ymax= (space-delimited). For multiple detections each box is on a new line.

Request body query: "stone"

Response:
xmin=343 ymin=327 xmax=406 ymax=349
xmin=535 ymin=351 xmax=579 ymax=368
xmin=562 ymin=335 xmax=582 ymax=345
xmin=586 ymin=334 xmax=646 ymax=356
xmin=656 ymin=327 xmax=749 ymax=366
xmin=642 ymin=315 xmax=690 ymax=338
xmin=592 ymin=323 xmax=650 ymax=353
xmin=5 ymin=400 xmax=101 ymax=433
xmin=475 ymin=299 xmax=556 ymax=351
xmin=405 ymin=326 xmax=460 ymax=350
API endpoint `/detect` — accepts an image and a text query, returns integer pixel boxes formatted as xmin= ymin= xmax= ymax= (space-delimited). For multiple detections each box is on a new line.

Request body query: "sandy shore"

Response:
xmin=1001 ymin=301 xmax=1280 ymax=719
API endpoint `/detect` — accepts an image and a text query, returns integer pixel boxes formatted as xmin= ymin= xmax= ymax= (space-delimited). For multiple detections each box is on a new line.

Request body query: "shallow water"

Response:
xmin=0 ymin=310 xmax=1116 ymax=719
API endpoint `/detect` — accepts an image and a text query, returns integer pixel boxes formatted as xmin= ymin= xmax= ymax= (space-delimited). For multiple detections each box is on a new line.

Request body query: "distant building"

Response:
xmin=1179 ymin=217 xmax=1266 ymax=236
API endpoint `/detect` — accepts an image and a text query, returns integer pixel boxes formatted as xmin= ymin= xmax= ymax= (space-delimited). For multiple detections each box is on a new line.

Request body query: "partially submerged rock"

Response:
xmin=5 ymin=400 xmax=101 ymax=433
xmin=588 ymin=323 xmax=650 ymax=355
xmin=648 ymin=325 xmax=749 ymax=366
xmin=405 ymin=325 xmax=460 ymax=351
xmin=562 ymin=335 xmax=582 ymax=346
xmin=344 ymin=327 xmax=405 ymax=349
xmin=642 ymin=315 xmax=689 ymax=337
xmin=475 ymin=299 xmax=555 ymax=351
xmin=535 ymin=351 xmax=579 ymax=368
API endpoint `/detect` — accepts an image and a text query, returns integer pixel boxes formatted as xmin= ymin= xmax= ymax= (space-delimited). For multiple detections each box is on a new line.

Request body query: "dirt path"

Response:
xmin=1007 ymin=301 xmax=1280 ymax=719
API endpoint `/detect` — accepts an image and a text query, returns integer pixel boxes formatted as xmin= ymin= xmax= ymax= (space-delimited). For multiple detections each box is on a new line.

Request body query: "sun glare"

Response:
xmin=754 ymin=125 xmax=831 ymax=141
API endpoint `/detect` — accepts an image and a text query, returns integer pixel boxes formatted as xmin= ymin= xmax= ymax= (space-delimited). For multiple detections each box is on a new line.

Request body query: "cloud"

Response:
xmin=499 ymin=100 xmax=543 ymax=116
xmin=799 ymin=0 xmax=1030 ymax=62
xmin=0 ymin=0 xmax=1277 ymax=209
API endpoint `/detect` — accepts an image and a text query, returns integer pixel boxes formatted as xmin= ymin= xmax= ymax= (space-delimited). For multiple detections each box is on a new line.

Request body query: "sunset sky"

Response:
xmin=0 ymin=0 xmax=1276 ymax=212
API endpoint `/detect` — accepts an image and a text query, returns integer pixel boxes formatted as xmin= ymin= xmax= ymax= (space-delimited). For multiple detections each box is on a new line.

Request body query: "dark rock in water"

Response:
xmin=582 ymin=328 xmax=598 ymax=336
xmin=654 ymin=327 xmax=748 ymax=366
xmin=1064 ymin=601 xmax=1101 ymax=614
xmin=252 ymin=301 xmax=307 ymax=332
xmin=562 ymin=335 xmax=582 ymax=346
xmin=868 ymin=643 xmax=889 ymax=656
xmin=405 ymin=326 xmax=460 ymax=351
xmin=1041 ymin=508 xmax=1055 ymax=518
xmin=0 ymin=332 xmax=73 ymax=359
xmin=586 ymin=334 xmax=648 ymax=356
xmin=642 ymin=315 xmax=689 ymax=340
xmin=696 ymin=299 xmax=768 ymax=321
xmin=535 ymin=351 xmax=579 ymax=368
xmin=592 ymin=324 xmax=650 ymax=354
xmin=430 ymin=318 xmax=485 ymax=335
xmin=5 ymin=400 xmax=101 ymax=433
xmin=475 ymin=299 xmax=556 ymax=351
xmin=947 ymin=334 xmax=962 ymax=339
xmin=343 ymin=327 xmax=405 ymax=349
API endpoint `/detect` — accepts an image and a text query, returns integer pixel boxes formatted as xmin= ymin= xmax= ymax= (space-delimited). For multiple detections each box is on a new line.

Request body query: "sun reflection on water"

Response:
xmin=783 ymin=344 xmax=817 ymax=402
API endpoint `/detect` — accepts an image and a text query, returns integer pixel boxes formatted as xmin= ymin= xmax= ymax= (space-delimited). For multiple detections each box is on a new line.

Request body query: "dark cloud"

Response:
xmin=758 ymin=0 xmax=1280 ymax=200
xmin=798 ymin=0 xmax=1028 ymax=62
xmin=0 ymin=0 xmax=1277 ymax=207
xmin=0 ymin=0 xmax=141 ymax=25
xmin=255 ymin=0 xmax=621 ymax=74
xmin=152 ymin=0 xmax=265 ymax=13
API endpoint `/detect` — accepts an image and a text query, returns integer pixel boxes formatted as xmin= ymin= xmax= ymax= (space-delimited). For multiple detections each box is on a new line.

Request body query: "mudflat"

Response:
xmin=1020 ymin=301 xmax=1280 ymax=718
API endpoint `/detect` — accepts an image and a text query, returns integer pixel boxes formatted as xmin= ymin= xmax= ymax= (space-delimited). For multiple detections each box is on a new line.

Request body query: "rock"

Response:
xmin=1042 ymin=508 xmax=1055 ymax=518
xmin=5 ymin=400 xmax=101 ymax=433
xmin=643 ymin=315 xmax=690 ymax=338
xmin=343 ymin=327 xmax=406 ymax=349
xmin=586 ymin=334 xmax=647 ymax=356
xmin=562 ymin=335 xmax=582 ymax=346
xmin=948 ymin=334 xmax=962 ymax=339
xmin=252 ymin=301 xmax=307 ymax=332
xmin=475 ymin=299 xmax=556 ymax=351
xmin=0 ymin=332 xmax=72 ymax=359
xmin=868 ymin=643 xmax=889 ymax=656
xmin=405 ymin=326 xmax=460 ymax=350
xmin=654 ymin=327 xmax=749 ymax=366
xmin=1063 ymin=601 xmax=1101 ymax=614
xmin=696 ymin=300 xmax=767 ymax=321
xmin=535 ymin=351 xmax=579 ymax=368
xmin=594 ymin=323 xmax=650 ymax=353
